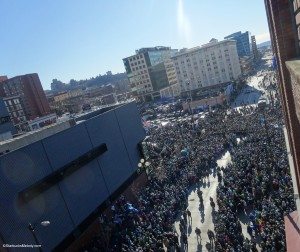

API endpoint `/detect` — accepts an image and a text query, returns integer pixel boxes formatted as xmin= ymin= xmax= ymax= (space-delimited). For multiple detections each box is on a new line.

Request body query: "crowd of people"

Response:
xmin=82 ymin=96 xmax=295 ymax=251
xmin=215 ymin=107 xmax=295 ymax=251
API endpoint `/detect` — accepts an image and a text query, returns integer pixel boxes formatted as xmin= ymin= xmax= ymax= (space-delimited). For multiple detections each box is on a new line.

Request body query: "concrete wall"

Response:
xmin=0 ymin=102 xmax=145 ymax=251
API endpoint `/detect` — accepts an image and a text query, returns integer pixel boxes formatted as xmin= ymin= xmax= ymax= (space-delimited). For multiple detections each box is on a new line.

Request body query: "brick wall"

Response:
xmin=265 ymin=0 xmax=300 ymax=201
xmin=286 ymin=61 xmax=300 ymax=123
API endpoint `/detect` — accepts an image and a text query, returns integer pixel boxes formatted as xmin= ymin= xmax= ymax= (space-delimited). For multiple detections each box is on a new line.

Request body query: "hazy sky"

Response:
xmin=0 ymin=0 xmax=270 ymax=90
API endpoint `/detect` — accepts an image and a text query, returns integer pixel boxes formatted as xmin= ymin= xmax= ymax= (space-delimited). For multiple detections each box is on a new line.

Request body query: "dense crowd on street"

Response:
xmin=82 ymin=99 xmax=295 ymax=251
xmin=215 ymin=107 xmax=295 ymax=251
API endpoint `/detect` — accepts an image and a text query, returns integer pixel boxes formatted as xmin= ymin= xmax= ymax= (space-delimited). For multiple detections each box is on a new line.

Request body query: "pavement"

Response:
xmin=174 ymin=151 xmax=231 ymax=252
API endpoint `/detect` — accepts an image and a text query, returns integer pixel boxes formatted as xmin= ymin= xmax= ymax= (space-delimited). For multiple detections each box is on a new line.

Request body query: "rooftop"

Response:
xmin=0 ymin=102 xmax=129 ymax=154
xmin=136 ymin=46 xmax=171 ymax=54
xmin=123 ymin=46 xmax=172 ymax=60
xmin=171 ymin=39 xmax=236 ymax=58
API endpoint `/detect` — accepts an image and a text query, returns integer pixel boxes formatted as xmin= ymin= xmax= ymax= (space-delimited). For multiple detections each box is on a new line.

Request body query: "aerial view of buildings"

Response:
xmin=0 ymin=0 xmax=299 ymax=251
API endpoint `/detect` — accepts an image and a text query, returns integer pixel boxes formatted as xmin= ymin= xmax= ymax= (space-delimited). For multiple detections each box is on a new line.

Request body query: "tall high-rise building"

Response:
xmin=123 ymin=46 xmax=178 ymax=100
xmin=172 ymin=39 xmax=241 ymax=92
xmin=224 ymin=31 xmax=251 ymax=57
xmin=0 ymin=73 xmax=51 ymax=120
xmin=251 ymin=35 xmax=259 ymax=61
xmin=265 ymin=0 xmax=300 ymax=249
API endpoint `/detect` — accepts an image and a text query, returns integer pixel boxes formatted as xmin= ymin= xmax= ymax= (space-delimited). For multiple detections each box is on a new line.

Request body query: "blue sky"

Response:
xmin=0 ymin=0 xmax=270 ymax=90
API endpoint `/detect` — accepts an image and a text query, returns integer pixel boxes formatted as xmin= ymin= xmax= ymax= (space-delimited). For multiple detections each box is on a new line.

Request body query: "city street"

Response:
xmin=172 ymin=59 xmax=276 ymax=251
xmin=174 ymin=151 xmax=231 ymax=251
xmin=232 ymin=53 xmax=274 ymax=108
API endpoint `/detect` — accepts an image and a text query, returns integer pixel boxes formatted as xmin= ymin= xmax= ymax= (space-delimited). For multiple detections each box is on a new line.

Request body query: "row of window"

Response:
xmin=11 ymin=112 xmax=26 ymax=121
xmin=6 ymin=104 xmax=23 ymax=112
xmin=3 ymin=83 xmax=22 ymax=96
xmin=4 ymin=98 xmax=20 ymax=106
xmin=177 ymin=65 xmax=231 ymax=75
xmin=176 ymin=48 xmax=230 ymax=60
xmin=132 ymin=65 xmax=146 ymax=71
xmin=129 ymin=54 xmax=143 ymax=61
xmin=179 ymin=69 xmax=234 ymax=82
xmin=131 ymin=78 xmax=151 ymax=87
xmin=174 ymin=55 xmax=231 ymax=69
xmin=130 ymin=59 xmax=145 ymax=66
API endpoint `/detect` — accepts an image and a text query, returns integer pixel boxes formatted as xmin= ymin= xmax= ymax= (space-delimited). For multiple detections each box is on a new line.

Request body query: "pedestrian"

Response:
xmin=186 ymin=209 xmax=192 ymax=222
xmin=195 ymin=227 xmax=201 ymax=243
xmin=183 ymin=211 xmax=187 ymax=224
xmin=182 ymin=233 xmax=188 ymax=250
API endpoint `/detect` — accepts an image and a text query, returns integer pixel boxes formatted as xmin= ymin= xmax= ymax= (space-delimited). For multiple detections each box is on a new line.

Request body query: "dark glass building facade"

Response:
xmin=224 ymin=31 xmax=251 ymax=57
xmin=0 ymin=102 xmax=145 ymax=251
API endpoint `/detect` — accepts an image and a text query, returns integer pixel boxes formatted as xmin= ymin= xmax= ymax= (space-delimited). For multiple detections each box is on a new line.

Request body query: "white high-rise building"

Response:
xmin=172 ymin=39 xmax=241 ymax=92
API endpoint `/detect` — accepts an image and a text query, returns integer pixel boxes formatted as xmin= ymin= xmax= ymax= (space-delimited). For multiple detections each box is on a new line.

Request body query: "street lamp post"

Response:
xmin=28 ymin=221 xmax=50 ymax=252
xmin=138 ymin=159 xmax=151 ymax=179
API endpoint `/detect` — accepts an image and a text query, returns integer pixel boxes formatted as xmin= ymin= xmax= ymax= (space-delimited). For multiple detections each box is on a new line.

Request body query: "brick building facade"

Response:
xmin=265 ymin=0 xmax=300 ymax=250
xmin=0 ymin=73 xmax=51 ymax=120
